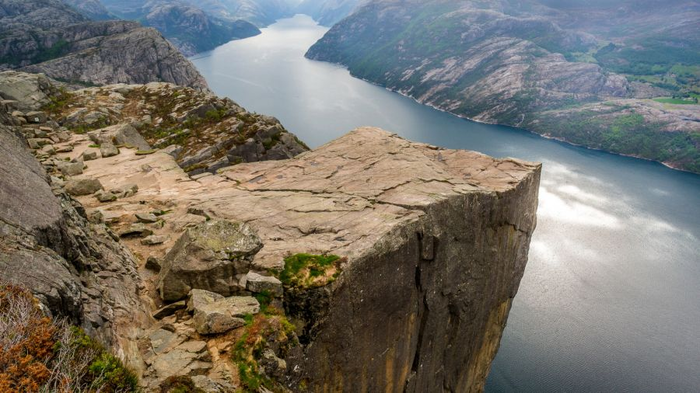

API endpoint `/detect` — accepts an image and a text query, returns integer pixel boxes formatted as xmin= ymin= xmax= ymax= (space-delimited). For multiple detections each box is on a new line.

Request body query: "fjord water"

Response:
xmin=192 ymin=15 xmax=700 ymax=393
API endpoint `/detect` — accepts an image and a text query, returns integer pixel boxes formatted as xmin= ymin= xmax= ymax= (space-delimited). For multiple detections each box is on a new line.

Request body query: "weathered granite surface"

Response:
xmin=68 ymin=122 xmax=539 ymax=391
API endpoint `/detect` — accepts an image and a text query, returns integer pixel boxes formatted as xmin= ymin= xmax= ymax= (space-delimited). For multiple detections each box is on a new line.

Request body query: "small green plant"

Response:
xmin=87 ymin=353 xmax=139 ymax=392
xmin=278 ymin=254 xmax=344 ymax=288
xmin=254 ymin=290 xmax=273 ymax=314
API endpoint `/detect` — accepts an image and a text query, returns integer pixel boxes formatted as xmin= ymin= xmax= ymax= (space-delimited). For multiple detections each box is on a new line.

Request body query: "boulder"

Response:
xmin=136 ymin=212 xmax=158 ymax=223
xmin=157 ymin=220 xmax=263 ymax=302
xmin=191 ymin=375 xmax=234 ymax=393
xmin=119 ymin=223 xmax=153 ymax=238
xmin=88 ymin=124 xmax=151 ymax=151
xmin=95 ymin=190 xmax=117 ymax=203
xmin=57 ymin=161 xmax=84 ymax=176
xmin=141 ymin=235 xmax=168 ymax=246
xmin=100 ymin=143 xmax=119 ymax=158
xmin=0 ymin=72 xmax=54 ymax=111
xmin=65 ymin=178 xmax=103 ymax=196
xmin=186 ymin=289 xmax=224 ymax=313
xmin=152 ymin=300 xmax=187 ymax=320
xmin=111 ymin=183 xmax=138 ymax=198
xmin=82 ymin=151 xmax=99 ymax=161
xmin=25 ymin=111 xmax=47 ymax=124
xmin=150 ymin=340 xmax=212 ymax=380
xmin=40 ymin=144 xmax=56 ymax=156
xmin=146 ymin=256 xmax=162 ymax=272
xmin=192 ymin=296 xmax=259 ymax=335
xmin=245 ymin=271 xmax=283 ymax=296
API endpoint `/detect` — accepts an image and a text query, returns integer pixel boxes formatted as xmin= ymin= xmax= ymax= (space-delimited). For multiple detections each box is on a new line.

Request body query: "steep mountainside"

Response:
xmin=297 ymin=0 xmax=365 ymax=25
xmin=100 ymin=0 xmax=261 ymax=55
xmin=61 ymin=0 xmax=114 ymax=20
xmin=185 ymin=0 xmax=295 ymax=27
xmin=307 ymin=0 xmax=700 ymax=173
xmin=0 ymin=71 xmax=540 ymax=391
xmin=0 ymin=0 xmax=208 ymax=89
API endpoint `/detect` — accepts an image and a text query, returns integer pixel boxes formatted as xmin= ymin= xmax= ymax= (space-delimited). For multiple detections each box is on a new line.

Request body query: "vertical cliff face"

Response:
xmin=240 ymin=129 xmax=541 ymax=392
xmin=288 ymin=179 xmax=538 ymax=392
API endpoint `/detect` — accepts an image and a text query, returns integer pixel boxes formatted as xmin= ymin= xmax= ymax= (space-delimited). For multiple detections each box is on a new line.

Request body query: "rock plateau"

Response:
xmin=0 ymin=71 xmax=540 ymax=391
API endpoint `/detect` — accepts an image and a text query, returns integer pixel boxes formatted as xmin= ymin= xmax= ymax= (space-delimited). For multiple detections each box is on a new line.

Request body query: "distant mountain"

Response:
xmin=182 ymin=0 xmax=295 ymax=27
xmin=61 ymin=0 xmax=114 ymax=20
xmin=297 ymin=0 xmax=365 ymax=26
xmin=0 ymin=0 xmax=208 ymax=89
xmin=99 ymin=0 xmax=261 ymax=55
xmin=307 ymin=0 xmax=700 ymax=173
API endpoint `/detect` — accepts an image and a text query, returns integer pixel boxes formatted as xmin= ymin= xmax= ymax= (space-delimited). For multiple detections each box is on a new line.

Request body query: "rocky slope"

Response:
xmin=100 ymin=0 xmax=261 ymax=56
xmin=61 ymin=0 xmax=114 ymax=20
xmin=0 ymin=0 xmax=208 ymax=89
xmin=0 ymin=75 xmax=150 ymax=367
xmin=306 ymin=0 xmax=700 ymax=173
xmin=297 ymin=0 xmax=365 ymax=26
xmin=183 ymin=0 xmax=296 ymax=27
xmin=0 ymin=71 xmax=540 ymax=391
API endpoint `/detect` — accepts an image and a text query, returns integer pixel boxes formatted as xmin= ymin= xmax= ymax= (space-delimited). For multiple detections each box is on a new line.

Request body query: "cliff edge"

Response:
xmin=0 ymin=71 xmax=540 ymax=391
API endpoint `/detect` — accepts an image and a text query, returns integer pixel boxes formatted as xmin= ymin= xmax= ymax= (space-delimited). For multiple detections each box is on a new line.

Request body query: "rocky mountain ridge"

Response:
xmin=0 ymin=0 xmax=208 ymax=89
xmin=0 ymin=71 xmax=540 ymax=391
xmin=297 ymin=0 xmax=365 ymax=26
xmin=306 ymin=0 xmax=700 ymax=173
xmin=62 ymin=0 xmax=114 ymax=20
xmin=99 ymin=0 xmax=261 ymax=56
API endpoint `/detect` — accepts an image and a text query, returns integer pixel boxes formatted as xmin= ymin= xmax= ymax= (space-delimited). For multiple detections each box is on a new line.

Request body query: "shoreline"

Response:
xmin=341 ymin=68 xmax=697 ymax=176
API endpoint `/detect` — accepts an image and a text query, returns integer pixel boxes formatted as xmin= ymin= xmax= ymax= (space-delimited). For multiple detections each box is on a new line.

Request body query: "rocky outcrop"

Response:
xmin=0 ymin=0 xmax=208 ymax=89
xmin=0 ymin=71 xmax=541 ymax=391
xmin=64 ymin=115 xmax=540 ymax=390
xmin=40 ymin=78 xmax=308 ymax=174
xmin=99 ymin=0 xmax=260 ymax=56
xmin=0 ymin=100 xmax=149 ymax=365
xmin=61 ymin=0 xmax=113 ymax=20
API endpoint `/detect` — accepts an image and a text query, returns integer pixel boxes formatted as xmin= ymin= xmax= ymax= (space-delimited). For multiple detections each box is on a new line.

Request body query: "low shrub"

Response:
xmin=0 ymin=284 xmax=139 ymax=392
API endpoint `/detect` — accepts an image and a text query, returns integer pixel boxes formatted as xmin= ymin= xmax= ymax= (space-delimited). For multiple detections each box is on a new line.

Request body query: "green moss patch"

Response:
xmin=231 ymin=313 xmax=297 ymax=392
xmin=278 ymin=254 xmax=344 ymax=289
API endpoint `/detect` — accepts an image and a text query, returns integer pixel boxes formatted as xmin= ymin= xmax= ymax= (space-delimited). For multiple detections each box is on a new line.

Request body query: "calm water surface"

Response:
xmin=192 ymin=15 xmax=700 ymax=393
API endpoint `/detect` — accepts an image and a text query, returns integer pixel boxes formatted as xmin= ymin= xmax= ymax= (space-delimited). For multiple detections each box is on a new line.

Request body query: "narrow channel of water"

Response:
xmin=192 ymin=15 xmax=700 ymax=392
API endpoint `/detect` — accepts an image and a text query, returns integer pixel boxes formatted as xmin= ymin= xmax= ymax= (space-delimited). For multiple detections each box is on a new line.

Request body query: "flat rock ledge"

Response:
xmin=71 ymin=126 xmax=540 ymax=391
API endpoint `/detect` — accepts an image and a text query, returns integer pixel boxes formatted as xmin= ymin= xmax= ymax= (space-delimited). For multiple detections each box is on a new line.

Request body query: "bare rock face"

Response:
xmin=0 ymin=71 xmax=58 ymax=111
xmin=19 ymin=22 xmax=209 ymax=90
xmin=0 ymin=102 xmax=149 ymax=360
xmin=0 ymin=0 xmax=208 ymax=90
xmin=212 ymin=128 xmax=541 ymax=392
xmin=157 ymin=220 xmax=264 ymax=301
